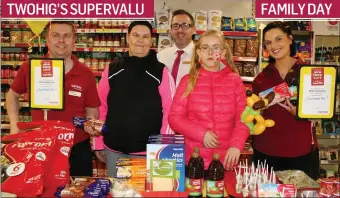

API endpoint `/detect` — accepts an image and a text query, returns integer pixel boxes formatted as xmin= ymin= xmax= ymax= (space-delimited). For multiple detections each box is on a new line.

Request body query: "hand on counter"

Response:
xmin=224 ymin=147 xmax=240 ymax=170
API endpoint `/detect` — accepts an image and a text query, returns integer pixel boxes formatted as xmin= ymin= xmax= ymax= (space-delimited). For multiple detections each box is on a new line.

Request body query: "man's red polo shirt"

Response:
xmin=252 ymin=58 xmax=317 ymax=157
xmin=10 ymin=55 xmax=101 ymax=144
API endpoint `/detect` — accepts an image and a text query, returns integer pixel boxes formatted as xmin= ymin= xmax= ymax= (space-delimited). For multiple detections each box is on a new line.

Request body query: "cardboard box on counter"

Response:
xmin=146 ymin=137 xmax=185 ymax=192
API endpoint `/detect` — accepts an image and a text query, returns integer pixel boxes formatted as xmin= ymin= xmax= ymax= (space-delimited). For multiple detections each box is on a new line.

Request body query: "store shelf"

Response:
xmin=1 ymin=124 xmax=10 ymax=129
xmin=233 ymin=57 xmax=257 ymax=62
xmin=1 ymin=79 xmax=12 ymax=85
xmin=321 ymin=160 xmax=340 ymax=165
xmin=1 ymin=101 xmax=29 ymax=108
xmin=2 ymin=43 xmax=46 ymax=48
xmin=75 ymin=28 xmax=258 ymax=37
xmin=241 ymin=76 xmax=254 ymax=82
xmin=196 ymin=30 xmax=257 ymax=37
xmin=1 ymin=24 xmax=29 ymax=29
xmin=74 ymin=47 xmax=158 ymax=52
xmin=1 ymin=61 xmax=23 ymax=67
xmin=317 ymin=135 xmax=340 ymax=139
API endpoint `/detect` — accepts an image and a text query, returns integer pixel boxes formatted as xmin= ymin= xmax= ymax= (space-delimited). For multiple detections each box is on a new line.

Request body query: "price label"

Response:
xmin=6 ymin=163 xmax=25 ymax=176
xmin=321 ymin=160 xmax=328 ymax=164
xmin=83 ymin=48 xmax=90 ymax=52
xmin=5 ymin=25 xmax=10 ymax=28
xmin=93 ymin=48 xmax=101 ymax=52
xmin=115 ymin=48 xmax=124 ymax=52
xmin=89 ymin=29 xmax=96 ymax=33
xmin=13 ymin=25 xmax=18 ymax=29
xmin=102 ymin=48 xmax=111 ymax=52
xmin=96 ymin=29 xmax=103 ymax=33
xmin=157 ymin=29 xmax=168 ymax=33
xmin=105 ymin=29 xmax=121 ymax=33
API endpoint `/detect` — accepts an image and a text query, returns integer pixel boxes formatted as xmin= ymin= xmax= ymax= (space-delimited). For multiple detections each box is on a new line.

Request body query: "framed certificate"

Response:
xmin=296 ymin=65 xmax=338 ymax=119
xmin=29 ymin=58 xmax=65 ymax=110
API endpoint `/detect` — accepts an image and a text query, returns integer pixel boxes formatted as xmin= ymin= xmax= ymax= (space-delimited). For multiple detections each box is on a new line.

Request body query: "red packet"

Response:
xmin=259 ymin=82 xmax=292 ymax=106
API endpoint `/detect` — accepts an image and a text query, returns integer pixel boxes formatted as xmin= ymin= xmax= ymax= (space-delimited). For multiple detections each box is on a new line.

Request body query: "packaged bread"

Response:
xmin=208 ymin=10 xmax=222 ymax=30
xmin=156 ymin=11 xmax=170 ymax=29
xmin=234 ymin=62 xmax=243 ymax=75
xmin=234 ymin=39 xmax=247 ymax=56
xmin=243 ymin=62 xmax=255 ymax=77
xmin=225 ymin=39 xmax=234 ymax=54
xmin=10 ymin=31 xmax=22 ymax=44
xmin=221 ymin=16 xmax=233 ymax=31
xmin=246 ymin=39 xmax=259 ymax=57
xmin=195 ymin=10 xmax=208 ymax=31
xmin=234 ymin=17 xmax=245 ymax=31
xmin=21 ymin=31 xmax=33 ymax=43
xmin=246 ymin=17 xmax=257 ymax=32
xmin=157 ymin=34 xmax=171 ymax=52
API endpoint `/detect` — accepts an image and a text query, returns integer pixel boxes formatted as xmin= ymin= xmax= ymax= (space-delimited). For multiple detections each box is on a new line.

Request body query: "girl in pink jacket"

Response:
xmin=169 ymin=30 xmax=249 ymax=171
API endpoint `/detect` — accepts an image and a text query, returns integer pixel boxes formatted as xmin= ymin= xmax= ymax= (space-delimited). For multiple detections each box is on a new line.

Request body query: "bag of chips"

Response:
xmin=2 ymin=120 xmax=76 ymax=197
xmin=1 ymin=129 xmax=58 ymax=197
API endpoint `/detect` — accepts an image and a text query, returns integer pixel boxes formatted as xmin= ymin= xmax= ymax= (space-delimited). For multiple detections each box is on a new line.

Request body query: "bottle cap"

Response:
xmin=213 ymin=153 xmax=220 ymax=160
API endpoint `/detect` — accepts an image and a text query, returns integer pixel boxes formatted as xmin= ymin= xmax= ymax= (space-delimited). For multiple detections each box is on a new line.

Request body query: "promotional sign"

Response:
xmin=297 ymin=65 xmax=337 ymax=119
xmin=255 ymin=0 xmax=340 ymax=20
xmin=29 ymin=58 xmax=65 ymax=110
xmin=312 ymin=21 xmax=339 ymax=35
xmin=1 ymin=0 xmax=154 ymax=19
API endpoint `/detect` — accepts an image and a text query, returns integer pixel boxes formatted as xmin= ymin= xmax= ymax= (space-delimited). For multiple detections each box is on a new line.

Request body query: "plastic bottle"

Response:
xmin=186 ymin=152 xmax=204 ymax=198
xmin=206 ymin=153 xmax=224 ymax=198
xmin=193 ymin=147 xmax=204 ymax=178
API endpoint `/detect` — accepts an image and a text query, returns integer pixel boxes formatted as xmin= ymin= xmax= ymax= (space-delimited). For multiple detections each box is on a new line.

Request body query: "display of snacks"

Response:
xmin=275 ymin=170 xmax=319 ymax=189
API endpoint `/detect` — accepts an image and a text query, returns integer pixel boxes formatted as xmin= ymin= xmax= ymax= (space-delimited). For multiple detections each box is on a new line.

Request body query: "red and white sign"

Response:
xmin=41 ymin=60 xmax=53 ymax=77
xmin=1 ymin=0 xmax=154 ymax=19
xmin=256 ymin=0 xmax=340 ymax=20
xmin=312 ymin=20 xmax=339 ymax=35
xmin=311 ymin=68 xmax=324 ymax=86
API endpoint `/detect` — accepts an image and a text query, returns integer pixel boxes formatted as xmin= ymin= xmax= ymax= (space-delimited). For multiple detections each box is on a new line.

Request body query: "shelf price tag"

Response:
xmin=103 ymin=48 xmax=111 ymax=52
xmin=96 ymin=29 xmax=104 ymax=33
xmin=89 ymin=29 xmax=96 ymax=33
xmin=157 ymin=29 xmax=168 ymax=33
xmin=105 ymin=29 xmax=121 ymax=33
xmin=115 ymin=48 xmax=124 ymax=52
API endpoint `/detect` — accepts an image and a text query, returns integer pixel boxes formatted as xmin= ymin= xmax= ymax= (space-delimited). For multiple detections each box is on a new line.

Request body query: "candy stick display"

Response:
xmin=235 ymin=160 xmax=276 ymax=197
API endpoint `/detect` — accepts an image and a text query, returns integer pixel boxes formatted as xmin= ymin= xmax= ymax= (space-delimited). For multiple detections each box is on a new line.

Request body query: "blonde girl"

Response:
xmin=169 ymin=30 xmax=249 ymax=171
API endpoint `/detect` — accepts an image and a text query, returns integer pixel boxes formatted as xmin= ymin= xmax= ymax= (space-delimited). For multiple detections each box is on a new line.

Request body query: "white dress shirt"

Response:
xmin=157 ymin=41 xmax=195 ymax=86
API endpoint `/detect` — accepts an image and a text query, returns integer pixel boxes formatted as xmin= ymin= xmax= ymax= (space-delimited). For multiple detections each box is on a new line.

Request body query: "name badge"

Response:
xmin=68 ymin=90 xmax=81 ymax=97
xmin=182 ymin=60 xmax=190 ymax=64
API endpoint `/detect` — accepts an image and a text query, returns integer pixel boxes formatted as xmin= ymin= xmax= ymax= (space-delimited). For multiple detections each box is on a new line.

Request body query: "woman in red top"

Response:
xmin=252 ymin=22 xmax=319 ymax=179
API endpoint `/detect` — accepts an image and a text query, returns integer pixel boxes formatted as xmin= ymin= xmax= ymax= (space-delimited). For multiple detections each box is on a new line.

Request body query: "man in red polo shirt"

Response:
xmin=6 ymin=21 xmax=101 ymax=177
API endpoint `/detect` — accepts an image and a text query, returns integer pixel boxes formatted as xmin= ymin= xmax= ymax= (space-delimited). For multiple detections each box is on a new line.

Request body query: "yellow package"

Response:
xmin=116 ymin=165 xmax=147 ymax=179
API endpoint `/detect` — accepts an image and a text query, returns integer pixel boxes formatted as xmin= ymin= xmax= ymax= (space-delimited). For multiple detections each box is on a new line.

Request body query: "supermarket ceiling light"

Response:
xmin=1 ymin=0 xmax=155 ymax=20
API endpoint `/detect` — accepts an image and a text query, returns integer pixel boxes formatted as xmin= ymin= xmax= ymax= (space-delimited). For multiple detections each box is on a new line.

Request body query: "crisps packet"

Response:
xmin=72 ymin=116 xmax=108 ymax=135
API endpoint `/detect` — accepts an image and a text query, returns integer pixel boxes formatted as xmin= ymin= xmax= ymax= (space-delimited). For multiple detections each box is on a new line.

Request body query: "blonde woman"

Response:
xmin=169 ymin=30 xmax=249 ymax=172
